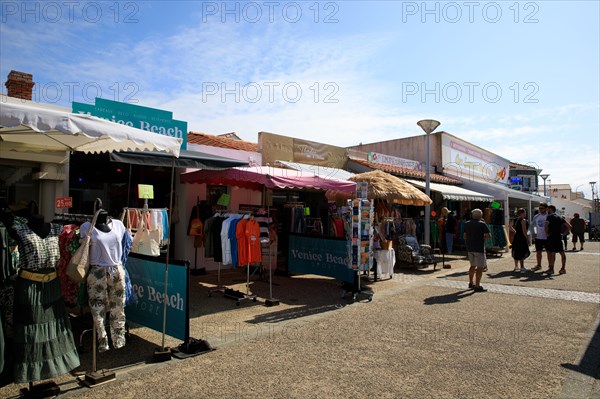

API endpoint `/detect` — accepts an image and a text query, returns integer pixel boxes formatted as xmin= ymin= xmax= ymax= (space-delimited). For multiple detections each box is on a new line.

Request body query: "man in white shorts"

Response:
xmin=463 ymin=209 xmax=492 ymax=292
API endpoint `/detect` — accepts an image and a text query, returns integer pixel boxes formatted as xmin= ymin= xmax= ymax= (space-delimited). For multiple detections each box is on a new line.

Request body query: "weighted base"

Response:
xmin=153 ymin=347 xmax=172 ymax=362
xmin=83 ymin=369 xmax=116 ymax=387
xmin=265 ymin=298 xmax=280 ymax=307
xmin=190 ymin=267 xmax=207 ymax=276
xmin=20 ymin=381 xmax=60 ymax=398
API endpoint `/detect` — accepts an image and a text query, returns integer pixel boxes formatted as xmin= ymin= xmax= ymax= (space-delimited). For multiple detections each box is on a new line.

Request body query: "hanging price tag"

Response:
xmin=138 ymin=184 xmax=154 ymax=199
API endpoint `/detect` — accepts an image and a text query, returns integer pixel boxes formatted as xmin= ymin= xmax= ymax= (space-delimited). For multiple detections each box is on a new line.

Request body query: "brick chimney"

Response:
xmin=5 ymin=70 xmax=34 ymax=100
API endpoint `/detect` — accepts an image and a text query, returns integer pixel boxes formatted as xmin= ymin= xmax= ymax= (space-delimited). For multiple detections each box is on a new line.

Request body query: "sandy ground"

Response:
xmin=1 ymin=242 xmax=598 ymax=399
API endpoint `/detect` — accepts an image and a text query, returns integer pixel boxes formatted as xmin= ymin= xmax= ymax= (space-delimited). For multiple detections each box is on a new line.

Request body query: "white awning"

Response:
xmin=405 ymin=179 xmax=493 ymax=202
xmin=275 ymin=160 xmax=355 ymax=181
xmin=459 ymin=179 xmax=547 ymax=202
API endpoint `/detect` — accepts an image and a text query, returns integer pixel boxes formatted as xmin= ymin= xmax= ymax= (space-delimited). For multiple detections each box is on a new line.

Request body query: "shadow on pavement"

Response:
xmin=561 ymin=320 xmax=600 ymax=379
xmin=423 ymin=289 xmax=474 ymax=305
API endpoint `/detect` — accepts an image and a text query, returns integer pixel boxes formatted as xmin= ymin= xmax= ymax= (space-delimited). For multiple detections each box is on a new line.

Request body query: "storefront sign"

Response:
xmin=288 ymin=234 xmax=355 ymax=282
xmin=72 ymin=98 xmax=188 ymax=150
xmin=368 ymin=152 xmax=421 ymax=171
xmin=441 ymin=133 xmax=509 ymax=184
xmin=55 ymin=197 xmax=72 ymax=209
xmin=125 ymin=255 xmax=188 ymax=340
xmin=259 ymin=132 xmax=347 ymax=168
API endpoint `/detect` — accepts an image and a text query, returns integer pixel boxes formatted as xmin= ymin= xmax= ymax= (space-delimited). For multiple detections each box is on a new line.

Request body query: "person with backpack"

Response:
xmin=544 ymin=205 xmax=571 ymax=275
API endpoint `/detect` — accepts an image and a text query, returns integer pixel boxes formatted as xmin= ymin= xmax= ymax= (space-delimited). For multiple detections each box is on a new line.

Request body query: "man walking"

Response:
xmin=570 ymin=213 xmax=586 ymax=251
xmin=531 ymin=202 xmax=549 ymax=271
xmin=545 ymin=205 xmax=570 ymax=274
xmin=463 ymin=208 xmax=491 ymax=292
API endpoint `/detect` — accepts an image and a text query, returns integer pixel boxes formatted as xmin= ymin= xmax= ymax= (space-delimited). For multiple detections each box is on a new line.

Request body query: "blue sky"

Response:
xmin=1 ymin=0 xmax=599 ymax=198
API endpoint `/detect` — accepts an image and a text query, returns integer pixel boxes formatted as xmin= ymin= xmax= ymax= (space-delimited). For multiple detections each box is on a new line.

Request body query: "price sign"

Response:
xmin=56 ymin=197 xmax=73 ymax=209
xmin=216 ymin=193 xmax=230 ymax=207
xmin=138 ymin=184 xmax=154 ymax=199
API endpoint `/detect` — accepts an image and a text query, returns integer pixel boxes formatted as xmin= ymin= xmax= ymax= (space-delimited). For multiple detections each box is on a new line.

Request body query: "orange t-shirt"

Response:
xmin=245 ymin=219 xmax=262 ymax=264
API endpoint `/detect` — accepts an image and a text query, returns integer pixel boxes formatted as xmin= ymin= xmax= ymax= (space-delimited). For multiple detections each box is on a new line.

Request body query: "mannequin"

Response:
xmin=10 ymin=212 xmax=80 ymax=384
xmin=80 ymin=208 xmax=131 ymax=352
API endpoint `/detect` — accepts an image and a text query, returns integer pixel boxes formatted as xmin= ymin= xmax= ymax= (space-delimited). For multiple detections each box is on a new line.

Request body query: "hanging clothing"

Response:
xmin=228 ymin=218 xmax=241 ymax=267
xmin=245 ymin=219 xmax=262 ymax=264
xmin=203 ymin=215 xmax=216 ymax=258
xmin=12 ymin=220 xmax=79 ymax=383
xmin=236 ymin=218 xmax=249 ymax=266
xmin=58 ymin=224 xmax=80 ymax=306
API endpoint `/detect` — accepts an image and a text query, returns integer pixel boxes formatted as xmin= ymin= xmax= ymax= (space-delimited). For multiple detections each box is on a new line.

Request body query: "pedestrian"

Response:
xmin=544 ymin=205 xmax=570 ymax=274
xmin=561 ymin=216 xmax=571 ymax=250
xmin=510 ymin=208 xmax=530 ymax=273
xmin=531 ymin=202 xmax=549 ymax=271
xmin=463 ymin=208 xmax=491 ymax=292
xmin=570 ymin=213 xmax=586 ymax=251
xmin=441 ymin=207 xmax=456 ymax=255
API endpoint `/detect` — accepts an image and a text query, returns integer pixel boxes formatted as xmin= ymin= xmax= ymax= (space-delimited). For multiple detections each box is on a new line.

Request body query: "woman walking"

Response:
xmin=510 ymin=208 xmax=531 ymax=272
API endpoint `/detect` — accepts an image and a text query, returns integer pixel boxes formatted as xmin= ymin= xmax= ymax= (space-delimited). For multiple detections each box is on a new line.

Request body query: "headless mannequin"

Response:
xmin=95 ymin=210 xmax=112 ymax=233
xmin=27 ymin=214 xmax=51 ymax=238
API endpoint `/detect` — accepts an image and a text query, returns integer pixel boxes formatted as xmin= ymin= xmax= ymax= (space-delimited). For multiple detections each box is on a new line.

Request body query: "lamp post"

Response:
xmin=590 ymin=182 xmax=597 ymax=210
xmin=540 ymin=174 xmax=549 ymax=197
xmin=417 ymin=119 xmax=440 ymax=246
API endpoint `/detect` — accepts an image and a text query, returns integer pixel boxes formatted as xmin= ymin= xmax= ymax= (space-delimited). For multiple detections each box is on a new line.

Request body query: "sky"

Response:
xmin=1 ymin=0 xmax=599 ymax=199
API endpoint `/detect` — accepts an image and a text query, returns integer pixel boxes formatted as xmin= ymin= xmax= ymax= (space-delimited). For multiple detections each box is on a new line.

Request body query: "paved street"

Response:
xmin=1 ymin=242 xmax=598 ymax=399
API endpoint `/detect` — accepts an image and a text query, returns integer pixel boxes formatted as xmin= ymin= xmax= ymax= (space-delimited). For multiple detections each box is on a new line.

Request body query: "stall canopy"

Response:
xmin=110 ymin=149 xmax=248 ymax=169
xmin=180 ymin=166 xmax=356 ymax=192
xmin=348 ymin=170 xmax=432 ymax=206
xmin=275 ymin=160 xmax=355 ymax=181
xmin=0 ymin=99 xmax=181 ymax=156
xmin=405 ymin=179 xmax=493 ymax=202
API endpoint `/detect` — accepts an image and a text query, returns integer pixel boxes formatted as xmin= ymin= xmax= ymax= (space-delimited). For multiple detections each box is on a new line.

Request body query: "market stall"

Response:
xmin=347 ymin=170 xmax=433 ymax=274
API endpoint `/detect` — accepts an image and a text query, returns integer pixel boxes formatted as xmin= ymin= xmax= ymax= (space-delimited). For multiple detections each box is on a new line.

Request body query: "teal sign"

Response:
xmin=125 ymin=255 xmax=188 ymax=340
xmin=72 ymin=98 xmax=187 ymax=149
xmin=288 ymin=235 xmax=355 ymax=283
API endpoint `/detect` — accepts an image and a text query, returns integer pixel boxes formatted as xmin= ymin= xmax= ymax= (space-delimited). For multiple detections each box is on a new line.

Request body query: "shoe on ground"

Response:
xmin=474 ymin=286 xmax=487 ymax=292
xmin=544 ymin=269 xmax=555 ymax=274
xmin=532 ymin=265 xmax=542 ymax=271
xmin=559 ymin=268 xmax=566 ymax=274
xmin=513 ymin=268 xmax=520 ymax=272
xmin=520 ymin=267 xmax=528 ymax=273
xmin=468 ymin=282 xmax=475 ymax=289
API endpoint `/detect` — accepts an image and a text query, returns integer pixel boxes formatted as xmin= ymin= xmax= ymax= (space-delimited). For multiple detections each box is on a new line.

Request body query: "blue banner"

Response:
xmin=125 ymin=255 xmax=188 ymax=340
xmin=288 ymin=235 xmax=355 ymax=283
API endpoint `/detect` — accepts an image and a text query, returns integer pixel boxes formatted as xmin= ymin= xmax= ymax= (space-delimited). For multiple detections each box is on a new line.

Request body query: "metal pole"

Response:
xmin=424 ymin=133 xmax=431 ymax=246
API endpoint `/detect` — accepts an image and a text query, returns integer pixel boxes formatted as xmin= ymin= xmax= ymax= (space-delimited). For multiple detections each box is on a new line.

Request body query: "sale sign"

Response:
xmin=56 ymin=197 xmax=72 ymax=209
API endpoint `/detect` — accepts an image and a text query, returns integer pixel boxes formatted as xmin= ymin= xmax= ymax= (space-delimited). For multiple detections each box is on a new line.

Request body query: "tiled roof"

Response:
xmin=188 ymin=132 xmax=258 ymax=152
xmin=350 ymin=158 xmax=463 ymax=185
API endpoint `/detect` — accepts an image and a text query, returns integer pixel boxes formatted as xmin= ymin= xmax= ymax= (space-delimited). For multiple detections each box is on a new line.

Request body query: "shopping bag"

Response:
xmin=131 ymin=214 xmax=161 ymax=256
xmin=67 ymin=209 xmax=101 ymax=283
xmin=188 ymin=206 xmax=203 ymax=237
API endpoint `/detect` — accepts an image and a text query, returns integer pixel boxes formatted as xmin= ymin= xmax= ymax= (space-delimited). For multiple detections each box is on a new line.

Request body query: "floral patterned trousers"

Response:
xmin=87 ymin=264 xmax=126 ymax=352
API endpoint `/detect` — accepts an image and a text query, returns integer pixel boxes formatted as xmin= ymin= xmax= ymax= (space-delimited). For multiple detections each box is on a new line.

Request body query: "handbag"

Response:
xmin=188 ymin=206 xmax=203 ymax=236
xmin=131 ymin=211 xmax=161 ymax=256
xmin=67 ymin=209 xmax=101 ymax=283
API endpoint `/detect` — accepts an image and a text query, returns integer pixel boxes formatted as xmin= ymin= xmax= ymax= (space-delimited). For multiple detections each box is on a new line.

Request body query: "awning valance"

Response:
xmin=405 ymin=179 xmax=493 ymax=202
xmin=110 ymin=149 xmax=248 ymax=169
xmin=180 ymin=166 xmax=356 ymax=192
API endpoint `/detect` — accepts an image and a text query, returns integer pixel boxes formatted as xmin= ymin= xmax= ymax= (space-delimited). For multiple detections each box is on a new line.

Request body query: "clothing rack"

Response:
xmin=209 ymin=209 xmax=254 ymax=300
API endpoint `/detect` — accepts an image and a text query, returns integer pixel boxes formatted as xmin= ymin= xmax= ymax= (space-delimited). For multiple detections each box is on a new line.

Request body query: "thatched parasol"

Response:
xmin=348 ymin=170 xmax=432 ymax=206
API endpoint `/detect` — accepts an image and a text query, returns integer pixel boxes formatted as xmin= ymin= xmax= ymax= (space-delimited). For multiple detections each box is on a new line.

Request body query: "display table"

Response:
xmin=373 ymin=249 xmax=395 ymax=280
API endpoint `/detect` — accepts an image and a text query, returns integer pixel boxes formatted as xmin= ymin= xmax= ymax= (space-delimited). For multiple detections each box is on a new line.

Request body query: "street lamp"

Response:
xmin=417 ymin=119 xmax=440 ymax=246
xmin=590 ymin=181 xmax=597 ymax=205
xmin=540 ymin=174 xmax=549 ymax=197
